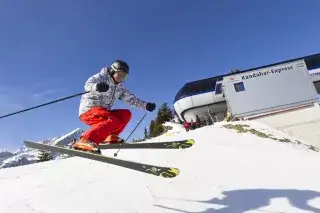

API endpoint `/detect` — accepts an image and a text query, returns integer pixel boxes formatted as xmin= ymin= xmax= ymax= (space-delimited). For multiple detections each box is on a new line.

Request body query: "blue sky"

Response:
xmin=0 ymin=0 xmax=320 ymax=151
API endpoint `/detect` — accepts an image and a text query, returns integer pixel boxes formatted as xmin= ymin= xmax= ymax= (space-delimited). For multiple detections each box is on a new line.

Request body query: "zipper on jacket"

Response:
xmin=108 ymin=85 xmax=117 ymax=105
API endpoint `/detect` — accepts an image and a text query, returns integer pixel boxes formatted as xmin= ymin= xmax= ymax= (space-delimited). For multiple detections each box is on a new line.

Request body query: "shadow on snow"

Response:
xmin=154 ymin=188 xmax=320 ymax=213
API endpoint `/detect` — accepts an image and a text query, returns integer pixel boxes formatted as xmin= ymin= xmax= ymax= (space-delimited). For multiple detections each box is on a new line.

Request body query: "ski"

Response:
xmin=24 ymin=140 xmax=179 ymax=178
xmin=98 ymin=139 xmax=195 ymax=149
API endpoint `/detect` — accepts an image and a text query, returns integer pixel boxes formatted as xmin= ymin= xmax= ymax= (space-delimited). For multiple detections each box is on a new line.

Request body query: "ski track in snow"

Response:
xmin=0 ymin=121 xmax=320 ymax=213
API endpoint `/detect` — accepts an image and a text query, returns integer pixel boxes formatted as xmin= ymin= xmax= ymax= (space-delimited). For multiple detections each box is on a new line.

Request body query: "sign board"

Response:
xmin=224 ymin=60 xmax=307 ymax=84
xmin=222 ymin=59 xmax=318 ymax=117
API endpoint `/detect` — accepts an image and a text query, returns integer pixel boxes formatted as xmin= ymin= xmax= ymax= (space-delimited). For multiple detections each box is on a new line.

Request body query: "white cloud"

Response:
xmin=0 ymin=94 xmax=24 ymax=114
xmin=33 ymin=88 xmax=67 ymax=98
xmin=0 ymin=85 xmax=34 ymax=115
xmin=0 ymin=85 xmax=67 ymax=115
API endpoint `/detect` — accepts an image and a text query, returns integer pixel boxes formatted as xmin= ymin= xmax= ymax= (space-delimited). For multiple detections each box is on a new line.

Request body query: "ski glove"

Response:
xmin=146 ymin=102 xmax=156 ymax=112
xmin=96 ymin=82 xmax=109 ymax=92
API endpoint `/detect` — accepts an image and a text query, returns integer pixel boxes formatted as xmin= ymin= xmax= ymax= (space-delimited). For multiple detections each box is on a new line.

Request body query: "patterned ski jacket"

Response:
xmin=79 ymin=67 xmax=148 ymax=116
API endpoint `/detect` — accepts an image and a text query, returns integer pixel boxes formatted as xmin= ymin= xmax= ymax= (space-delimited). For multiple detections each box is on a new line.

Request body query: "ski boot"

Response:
xmin=102 ymin=134 xmax=125 ymax=144
xmin=71 ymin=137 xmax=101 ymax=155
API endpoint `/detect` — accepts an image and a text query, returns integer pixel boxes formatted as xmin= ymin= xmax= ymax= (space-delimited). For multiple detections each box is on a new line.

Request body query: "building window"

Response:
xmin=234 ymin=82 xmax=245 ymax=92
xmin=305 ymin=54 xmax=320 ymax=70
xmin=215 ymin=83 xmax=222 ymax=94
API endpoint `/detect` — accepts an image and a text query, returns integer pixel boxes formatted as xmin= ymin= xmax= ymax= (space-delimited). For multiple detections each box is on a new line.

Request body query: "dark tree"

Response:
xmin=37 ymin=149 xmax=53 ymax=162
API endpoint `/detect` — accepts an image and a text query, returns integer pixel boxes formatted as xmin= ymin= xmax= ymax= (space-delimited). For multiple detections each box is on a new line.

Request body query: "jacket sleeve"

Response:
xmin=84 ymin=68 xmax=108 ymax=91
xmin=119 ymin=87 xmax=148 ymax=109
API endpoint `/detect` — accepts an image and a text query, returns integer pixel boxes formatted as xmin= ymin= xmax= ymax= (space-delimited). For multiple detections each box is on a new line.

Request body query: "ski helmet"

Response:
xmin=110 ymin=60 xmax=129 ymax=75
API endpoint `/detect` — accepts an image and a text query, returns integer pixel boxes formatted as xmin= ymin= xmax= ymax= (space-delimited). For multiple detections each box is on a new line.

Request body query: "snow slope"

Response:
xmin=0 ymin=128 xmax=84 ymax=169
xmin=1 ymin=121 xmax=320 ymax=213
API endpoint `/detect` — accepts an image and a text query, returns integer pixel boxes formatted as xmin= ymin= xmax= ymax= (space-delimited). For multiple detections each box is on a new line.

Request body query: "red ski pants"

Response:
xmin=80 ymin=107 xmax=132 ymax=145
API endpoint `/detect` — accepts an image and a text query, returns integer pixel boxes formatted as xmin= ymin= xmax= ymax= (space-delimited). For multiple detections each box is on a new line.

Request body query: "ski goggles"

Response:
xmin=116 ymin=70 xmax=128 ymax=81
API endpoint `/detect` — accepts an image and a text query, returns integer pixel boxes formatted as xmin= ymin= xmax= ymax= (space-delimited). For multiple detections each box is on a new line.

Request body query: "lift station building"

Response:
xmin=173 ymin=53 xmax=320 ymax=147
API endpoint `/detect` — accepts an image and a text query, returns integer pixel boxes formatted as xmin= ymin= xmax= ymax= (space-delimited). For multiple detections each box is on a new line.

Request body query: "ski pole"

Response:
xmin=113 ymin=112 xmax=148 ymax=157
xmin=0 ymin=91 xmax=89 ymax=120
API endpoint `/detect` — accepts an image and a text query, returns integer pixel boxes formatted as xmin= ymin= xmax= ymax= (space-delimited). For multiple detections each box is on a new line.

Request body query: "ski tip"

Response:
xmin=187 ymin=139 xmax=195 ymax=146
xmin=160 ymin=167 xmax=180 ymax=178
xmin=178 ymin=139 xmax=195 ymax=149
xmin=170 ymin=168 xmax=180 ymax=176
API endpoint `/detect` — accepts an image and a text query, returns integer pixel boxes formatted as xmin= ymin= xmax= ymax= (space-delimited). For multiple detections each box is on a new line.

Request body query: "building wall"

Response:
xmin=249 ymin=103 xmax=320 ymax=148
xmin=222 ymin=59 xmax=318 ymax=118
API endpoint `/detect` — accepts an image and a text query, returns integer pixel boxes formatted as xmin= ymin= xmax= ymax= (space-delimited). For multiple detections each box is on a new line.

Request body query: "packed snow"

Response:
xmin=1 ymin=121 xmax=320 ymax=213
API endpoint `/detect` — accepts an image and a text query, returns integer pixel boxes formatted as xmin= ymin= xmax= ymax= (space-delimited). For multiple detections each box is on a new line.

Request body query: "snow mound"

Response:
xmin=215 ymin=120 xmax=319 ymax=152
xmin=0 ymin=121 xmax=320 ymax=213
xmin=0 ymin=128 xmax=84 ymax=169
xmin=163 ymin=121 xmax=186 ymax=135
xmin=142 ymin=121 xmax=186 ymax=142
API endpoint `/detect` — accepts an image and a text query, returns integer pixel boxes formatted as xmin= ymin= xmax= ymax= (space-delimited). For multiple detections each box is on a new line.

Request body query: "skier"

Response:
xmin=72 ymin=60 xmax=156 ymax=153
